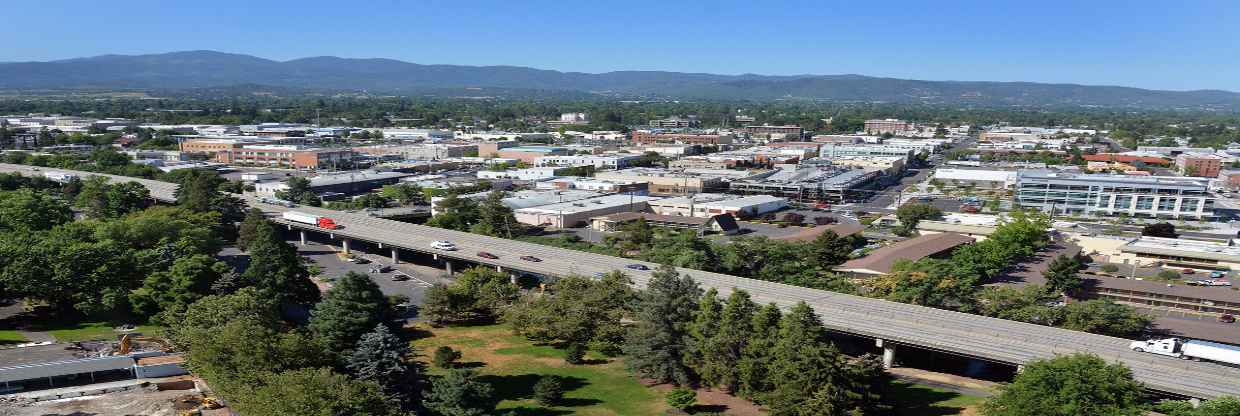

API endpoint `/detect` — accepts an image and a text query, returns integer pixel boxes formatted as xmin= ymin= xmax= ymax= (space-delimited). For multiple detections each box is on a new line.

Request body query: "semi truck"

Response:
xmin=1130 ymin=338 xmax=1240 ymax=365
xmin=282 ymin=211 xmax=339 ymax=230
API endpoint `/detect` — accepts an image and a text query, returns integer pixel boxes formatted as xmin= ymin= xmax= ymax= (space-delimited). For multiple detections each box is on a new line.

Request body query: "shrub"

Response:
xmin=533 ymin=376 xmax=564 ymax=406
xmin=1157 ymin=270 xmax=1181 ymax=281
xmin=666 ymin=388 xmax=696 ymax=410
xmin=433 ymin=346 xmax=462 ymax=369
xmin=564 ymin=342 xmax=586 ymax=364
xmin=1100 ymin=264 xmax=1119 ymax=273
xmin=781 ymin=212 xmax=805 ymax=225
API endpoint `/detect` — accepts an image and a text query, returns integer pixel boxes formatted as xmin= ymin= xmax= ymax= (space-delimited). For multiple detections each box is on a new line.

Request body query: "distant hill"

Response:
xmin=1 ymin=50 xmax=1237 ymax=109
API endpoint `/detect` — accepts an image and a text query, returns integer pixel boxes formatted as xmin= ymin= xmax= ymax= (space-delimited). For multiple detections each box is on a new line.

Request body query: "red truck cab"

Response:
xmin=317 ymin=217 xmax=339 ymax=229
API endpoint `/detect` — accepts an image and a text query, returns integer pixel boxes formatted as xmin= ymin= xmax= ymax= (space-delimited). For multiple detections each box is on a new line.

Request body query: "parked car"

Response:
xmin=352 ymin=257 xmax=370 ymax=264
xmin=477 ymin=251 xmax=499 ymax=260
xmin=430 ymin=240 xmax=457 ymax=251
xmin=520 ymin=255 xmax=542 ymax=262
xmin=1211 ymin=271 xmax=1226 ymax=279
xmin=626 ymin=264 xmax=650 ymax=271
xmin=392 ymin=273 xmax=410 ymax=281
xmin=1220 ymin=314 xmax=1237 ymax=324
xmin=1182 ymin=268 xmax=1196 ymax=274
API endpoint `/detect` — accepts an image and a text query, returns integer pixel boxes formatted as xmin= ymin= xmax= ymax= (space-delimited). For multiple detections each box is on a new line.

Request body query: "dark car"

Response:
xmin=477 ymin=251 xmax=499 ymax=260
xmin=520 ymin=255 xmax=542 ymax=262
xmin=625 ymin=264 xmax=650 ymax=271
xmin=1220 ymin=314 xmax=1237 ymax=324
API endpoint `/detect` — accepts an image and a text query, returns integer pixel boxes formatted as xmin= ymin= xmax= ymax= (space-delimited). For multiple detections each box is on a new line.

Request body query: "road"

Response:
xmin=8 ymin=163 xmax=1240 ymax=400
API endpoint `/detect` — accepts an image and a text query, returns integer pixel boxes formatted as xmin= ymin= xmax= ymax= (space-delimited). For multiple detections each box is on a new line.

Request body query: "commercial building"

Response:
xmin=632 ymin=130 xmax=735 ymax=145
xmin=590 ymin=212 xmax=739 ymax=235
xmin=354 ymin=143 xmax=477 ymax=160
xmin=430 ymin=189 xmax=603 ymax=215
xmin=534 ymin=154 xmax=642 ymax=169
xmin=378 ymin=128 xmax=454 ymax=141
xmin=216 ymin=145 xmax=354 ymax=170
xmin=835 ymin=233 xmax=975 ymax=277
xmin=457 ymin=131 xmax=554 ymax=142
xmin=824 ymin=156 xmax=907 ymax=177
xmin=1110 ymin=236 xmax=1240 ymax=272
xmin=915 ymin=213 xmax=1003 ymax=240
xmin=476 ymin=140 xmax=520 ymax=157
xmin=1082 ymin=153 xmax=1171 ymax=166
xmin=730 ymin=166 xmax=881 ymax=203
xmin=819 ymin=144 xmax=916 ymax=160
xmin=477 ymin=167 xmax=569 ymax=181
xmin=1083 ymin=277 xmax=1240 ymax=319
xmin=179 ymin=137 xmax=267 ymax=154
xmin=254 ymin=170 xmax=411 ymax=197
xmin=743 ymin=124 xmax=803 ymax=139
xmin=864 ymin=119 xmax=913 ymax=135
xmin=496 ymin=146 xmax=572 ymax=163
xmin=669 ymin=157 xmax=737 ymax=170
xmin=1136 ymin=146 xmax=1215 ymax=157
xmin=933 ymin=168 xmax=1018 ymax=189
xmin=534 ymin=177 xmax=649 ymax=194
xmin=514 ymin=194 xmax=662 ymax=228
xmin=595 ymin=168 xmax=728 ymax=195
xmin=647 ymin=193 xmax=788 ymax=219
xmin=649 ymin=116 xmax=699 ymax=128
xmin=1015 ymin=170 xmax=1215 ymax=219
xmin=1176 ymin=154 xmax=1223 ymax=178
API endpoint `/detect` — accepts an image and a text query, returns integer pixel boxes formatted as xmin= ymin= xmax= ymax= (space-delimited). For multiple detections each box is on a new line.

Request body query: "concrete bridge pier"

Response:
xmin=391 ymin=248 xmax=399 ymax=264
xmin=299 ymin=230 xmax=306 ymax=246
xmin=341 ymin=239 xmax=351 ymax=254
xmin=876 ymin=338 xmax=897 ymax=369
xmin=445 ymin=259 xmax=454 ymax=276
xmin=1190 ymin=398 xmax=1202 ymax=408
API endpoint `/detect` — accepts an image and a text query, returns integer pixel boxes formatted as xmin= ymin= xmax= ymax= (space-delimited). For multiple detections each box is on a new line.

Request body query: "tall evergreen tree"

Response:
xmin=702 ymin=289 xmax=756 ymax=392
xmin=738 ymin=302 xmax=782 ymax=399
xmin=236 ymin=208 xmax=267 ymax=251
xmin=310 ymin=272 xmax=390 ymax=353
xmin=686 ymin=287 xmax=722 ymax=386
xmin=424 ymin=368 xmax=495 ymax=416
xmin=348 ymin=324 xmax=415 ymax=405
xmin=765 ymin=302 xmax=852 ymax=415
xmin=623 ymin=264 xmax=702 ymax=386
xmin=242 ymin=221 xmax=320 ymax=306
xmin=1043 ymin=254 xmax=1084 ymax=295
xmin=470 ymin=190 xmax=519 ymax=237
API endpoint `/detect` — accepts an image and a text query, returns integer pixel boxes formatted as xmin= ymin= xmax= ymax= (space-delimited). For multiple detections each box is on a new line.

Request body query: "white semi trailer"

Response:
xmin=1130 ymin=338 xmax=1240 ymax=365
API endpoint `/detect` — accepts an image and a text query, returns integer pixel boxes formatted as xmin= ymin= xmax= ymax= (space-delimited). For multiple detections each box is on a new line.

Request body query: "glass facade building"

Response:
xmin=1015 ymin=170 xmax=1214 ymax=219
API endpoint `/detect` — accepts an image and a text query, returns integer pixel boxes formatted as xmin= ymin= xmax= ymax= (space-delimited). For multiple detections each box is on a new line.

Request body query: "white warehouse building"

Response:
xmin=534 ymin=155 xmax=642 ymax=169
xmin=648 ymin=193 xmax=788 ymax=219
xmin=514 ymin=194 xmax=662 ymax=228
xmin=933 ymin=168 xmax=1018 ymax=189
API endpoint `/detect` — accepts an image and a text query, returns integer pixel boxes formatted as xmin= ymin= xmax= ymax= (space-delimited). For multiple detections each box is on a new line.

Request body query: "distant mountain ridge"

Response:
xmin=1 ymin=50 xmax=1237 ymax=109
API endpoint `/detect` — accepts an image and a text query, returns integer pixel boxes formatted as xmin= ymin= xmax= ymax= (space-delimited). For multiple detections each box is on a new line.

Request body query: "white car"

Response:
xmin=430 ymin=240 xmax=457 ymax=251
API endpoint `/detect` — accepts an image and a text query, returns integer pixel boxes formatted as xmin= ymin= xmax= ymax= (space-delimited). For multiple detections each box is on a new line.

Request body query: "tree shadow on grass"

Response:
xmin=478 ymin=373 xmax=600 ymax=409
xmin=883 ymin=381 xmax=975 ymax=416
xmin=499 ymin=406 xmax=574 ymax=416
xmin=691 ymin=404 xmax=729 ymax=413
xmin=456 ymin=361 xmax=487 ymax=369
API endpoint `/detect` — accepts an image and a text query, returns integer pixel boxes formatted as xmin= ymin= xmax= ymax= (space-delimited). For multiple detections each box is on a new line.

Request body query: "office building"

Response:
xmin=216 ymin=145 xmax=354 ymax=170
xmin=477 ymin=167 xmax=570 ymax=181
xmin=1015 ymin=170 xmax=1215 ymax=219
xmin=649 ymin=116 xmax=699 ymax=128
xmin=933 ymin=168 xmax=1018 ymax=189
xmin=743 ymin=124 xmax=803 ymax=139
xmin=647 ymin=193 xmax=787 ymax=219
xmin=353 ymin=143 xmax=477 ymax=160
xmin=819 ymin=144 xmax=916 ymax=160
xmin=730 ymin=165 xmax=881 ymax=203
xmin=534 ymin=154 xmax=642 ymax=169
xmin=535 ymin=177 xmax=649 ymax=194
xmin=496 ymin=146 xmax=571 ymax=163
xmin=632 ymin=130 xmax=735 ymax=145
xmin=595 ymin=168 xmax=728 ymax=195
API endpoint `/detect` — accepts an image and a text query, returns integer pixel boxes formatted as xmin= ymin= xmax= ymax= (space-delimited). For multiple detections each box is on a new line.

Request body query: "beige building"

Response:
xmin=594 ymin=168 xmax=726 ymax=195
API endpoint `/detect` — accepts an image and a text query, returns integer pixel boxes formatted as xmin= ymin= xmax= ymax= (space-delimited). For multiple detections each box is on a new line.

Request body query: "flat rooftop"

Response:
xmin=1121 ymin=236 xmax=1240 ymax=263
xmin=516 ymin=194 xmax=662 ymax=214
xmin=836 ymin=233 xmax=976 ymax=275
xmin=1018 ymin=170 xmax=1210 ymax=187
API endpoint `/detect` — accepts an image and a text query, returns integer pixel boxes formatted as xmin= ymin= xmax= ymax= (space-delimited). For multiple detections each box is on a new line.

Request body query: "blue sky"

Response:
xmin=2 ymin=0 xmax=1238 ymax=91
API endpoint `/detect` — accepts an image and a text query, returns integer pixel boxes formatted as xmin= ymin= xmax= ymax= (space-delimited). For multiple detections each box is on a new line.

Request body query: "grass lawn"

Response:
xmin=29 ymin=321 xmax=165 ymax=343
xmin=885 ymin=380 xmax=987 ymax=416
xmin=411 ymin=323 xmax=667 ymax=416
xmin=0 ymin=329 xmax=28 ymax=345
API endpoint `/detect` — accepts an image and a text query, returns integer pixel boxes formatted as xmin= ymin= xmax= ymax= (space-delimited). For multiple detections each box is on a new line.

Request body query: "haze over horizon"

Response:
xmin=2 ymin=0 xmax=1237 ymax=92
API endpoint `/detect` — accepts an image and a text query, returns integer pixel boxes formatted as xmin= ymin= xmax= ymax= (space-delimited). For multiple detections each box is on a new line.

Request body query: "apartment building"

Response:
xmin=1175 ymin=154 xmax=1223 ymax=178
xmin=534 ymin=154 xmax=642 ymax=169
xmin=1014 ymin=170 xmax=1215 ymax=219
xmin=864 ymin=119 xmax=913 ymax=135
xmin=819 ymin=144 xmax=916 ymax=160
xmin=632 ymin=130 xmax=735 ymax=145
xmin=743 ymin=124 xmax=803 ymax=139
xmin=649 ymin=117 xmax=698 ymax=128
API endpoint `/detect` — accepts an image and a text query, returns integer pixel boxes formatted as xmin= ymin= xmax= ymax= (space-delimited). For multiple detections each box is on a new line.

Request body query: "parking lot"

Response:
xmin=293 ymin=240 xmax=450 ymax=321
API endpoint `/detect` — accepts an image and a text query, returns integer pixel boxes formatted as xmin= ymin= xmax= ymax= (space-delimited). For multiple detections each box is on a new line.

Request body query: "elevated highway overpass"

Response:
xmin=5 ymin=163 xmax=1240 ymax=400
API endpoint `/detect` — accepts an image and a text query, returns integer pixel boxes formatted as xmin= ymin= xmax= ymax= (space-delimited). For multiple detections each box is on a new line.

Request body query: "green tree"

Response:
xmin=623 ymin=264 xmax=702 ymax=386
xmin=506 ymin=272 xmax=634 ymax=356
xmin=424 ymin=368 xmax=495 ymax=416
xmin=309 ymin=272 xmax=391 ymax=353
xmin=1043 ymin=254 xmax=1084 ymax=295
xmin=242 ymin=221 xmax=320 ymax=306
xmin=129 ymin=254 xmax=231 ymax=319
xmin=75 ymin=177 xmax=150 ymax=218
xmin=1155 ymin=396 xmax=1240 ymax=416
xmin=434 ymin=346 xmax=462 ymax=369
xmin=808 ymin=230 xmax=861 ymax=268
xmin=164 ymin=287 xmax=281 ymax=348
xmin=347 ymin=324 xmax=416 ymax=404
xmin=1058 ymin=300 xmax=1152 ymax=338
xmin=1141 ymin=222 xmax=1178 ymax=238
xmin=975 ymin=285 xmax=1061 ymax=325
xmin=380 ymin=183 xmax=423 ymax=205
xmin=278 ymin=176 xmax=320 ymax=206
xmin=738 ymin=303 xmax=782 ymax=399
xmin=426 ymin=193 xmax=479 ymax=231
xmin=685 ymin=288 xmax=722 ymax=382
xmin=666 ymin=388 xmax=697 ymax=411
xmin=981 ymin=353 xmax=1145 ymax=416
xmin=470 ymin=191 xmax=520 ymax=237
xmin=422 ymin=283 xmax=457 ymax=326
xmin=700 ymin=289 xmax=756 ymax=392
xmin=236 ymin=208 xmax=267 ymax=251
xmin=533 ymin=376 xmax=565 ymax=406
xmin=895 ymin=202 xmax=943 ymax=235
xmin=765 ymin=302 xmax=853 ymax=415
xmin=0 ymin=189 xmax=72 ymax=231
xmin=238 ymin=367 xmax=397 ymax=416
xmin=180 ymin=319 xmax=331 ymax=404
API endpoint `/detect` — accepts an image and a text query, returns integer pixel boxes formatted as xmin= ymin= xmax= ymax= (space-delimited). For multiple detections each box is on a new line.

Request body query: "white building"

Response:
xmin=648 ymin=193 xmax=787 ymax=218
xmin=476 ymin=167 xmax=567 ymax=181
xmin=933 ymin=168 xmax=1019 ymax=188
xmin=514 ymin=194 xmax=661 ymax=228
xmin=534 ymin=154 xmax=641 ymax=169
xmin=379 ymin=128 xmax=454 ymax=141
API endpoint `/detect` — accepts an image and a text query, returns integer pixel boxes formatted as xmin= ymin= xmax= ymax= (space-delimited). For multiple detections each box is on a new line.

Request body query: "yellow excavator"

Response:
xmin=116 ymin=333 xmax=171 ymax=355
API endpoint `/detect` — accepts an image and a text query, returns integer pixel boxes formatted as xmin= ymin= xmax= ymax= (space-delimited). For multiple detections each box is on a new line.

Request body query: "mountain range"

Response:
xmin=1 ymin=50 xmax=1238 ymax=109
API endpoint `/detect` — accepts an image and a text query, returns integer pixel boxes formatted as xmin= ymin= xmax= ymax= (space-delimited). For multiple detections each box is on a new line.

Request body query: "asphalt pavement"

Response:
xmin=293 ymin=240 xmax=446 ymax=321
